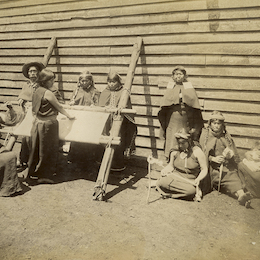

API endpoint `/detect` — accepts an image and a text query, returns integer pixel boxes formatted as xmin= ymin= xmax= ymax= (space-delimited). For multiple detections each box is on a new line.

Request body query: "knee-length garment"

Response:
xmin=157 ymin=150 xmax=201 ymax=199
xmin=98 ymin=86 xmax=137 ymax=169
xmin=28 ymin=87 xmax=59 ymax=179
xmin=158 ymin=81 xmax=203 ymax=158
xmin=0 ymin=151 xmax=22 ymax=196
xmin=68 ymin=86 xmax=100 ymax=163
xmin=199 ymin=128 xmax=242 ymax=194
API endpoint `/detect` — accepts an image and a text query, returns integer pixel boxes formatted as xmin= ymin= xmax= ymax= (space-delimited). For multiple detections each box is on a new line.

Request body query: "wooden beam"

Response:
xmin=93 ymin=36 xmax=143 ymax=201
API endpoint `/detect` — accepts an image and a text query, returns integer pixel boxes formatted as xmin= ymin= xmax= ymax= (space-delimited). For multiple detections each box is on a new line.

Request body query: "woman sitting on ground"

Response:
xmin=155 ymin=128 xmax=208 ymax=201
xmin=0 ymin=147 xmax=22 ymax=196
xmin=199 ymin=110 xmax=252 ymax=207
xmin=26 ymin=69 xmax=74 ymax=185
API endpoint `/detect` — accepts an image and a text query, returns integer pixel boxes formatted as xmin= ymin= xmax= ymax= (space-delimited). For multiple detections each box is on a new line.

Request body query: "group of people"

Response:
xmin=155 ymin=65 xmax=258 ymax=208
xmin=0 ymin=63 xmax=259 ymax=208
xmin=0 ymin=60 xmax=137 ymax=195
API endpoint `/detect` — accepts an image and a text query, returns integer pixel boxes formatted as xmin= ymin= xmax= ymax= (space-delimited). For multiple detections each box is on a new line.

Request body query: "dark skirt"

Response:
xmin=0 ymin=151 xmax=22 ymax=196
xmin=28 ymin=118 xmax=59 ymax=179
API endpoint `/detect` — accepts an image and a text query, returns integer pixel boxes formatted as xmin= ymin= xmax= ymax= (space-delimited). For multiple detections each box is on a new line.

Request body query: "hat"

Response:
xmin=172 ymin=65 xmax=187 ymax=76
xmin=209 ymin=111 xmax=225 ymax=121
xmin=174 ymin=128 xmax=190 ymax=140
xmin=38 ymin=69 xmax=55 ymax=83
xmin=22 ymin=61 xmax=45 ymax=78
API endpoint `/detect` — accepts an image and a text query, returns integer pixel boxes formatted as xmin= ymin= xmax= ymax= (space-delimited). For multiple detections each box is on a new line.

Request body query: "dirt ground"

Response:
xmin=1 ymin=143 xmax=260 ymax=260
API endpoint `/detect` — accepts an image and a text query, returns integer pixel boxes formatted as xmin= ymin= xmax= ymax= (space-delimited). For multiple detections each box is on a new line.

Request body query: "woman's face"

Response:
xmin=177 ymin=138 xmax=189 ymax=152
xmin=172 ymin=70 xmax=185 ymax=84
xmin=107 ymin=75 xmax=120 ymax=91
xmin=210 ymin=119 xmax=223 ymax=133
xmin=80 ymin=76 xmax=92 ymax=89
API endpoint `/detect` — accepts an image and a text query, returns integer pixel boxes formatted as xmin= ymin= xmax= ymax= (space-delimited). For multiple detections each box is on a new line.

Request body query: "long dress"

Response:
xmin=157 ymin=149 xmax=201 ymax=199
xmin=18 ymin=81 xmax=64 ymax=165
xmin=27 ymin=87 xmax=59 ymax=179
xmin=68 ymin=86 xmax=100 ymax=163
xmin=199 ymin=127 xmax=243 ymax=194
xmin=98 ymin=86 xmax=137 ymax=169
xmin=158 ymin=80 xmax=204 ymax=158
xmin=0 ymin=150 xmax=22 ymax=196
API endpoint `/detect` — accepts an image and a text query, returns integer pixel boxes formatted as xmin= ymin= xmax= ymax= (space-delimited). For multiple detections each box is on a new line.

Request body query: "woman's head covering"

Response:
xmin=174 ymin=128 xmax=191 ymax=140
xmin=208 ymin=110 xmax=225 ymax=122
xmin=78 ymin=71 xmax=94 ymax=88
xmin=22 ymin=61 xmax=45 ymax=78
xmin=172 ymin=65 xmax=187 ymax=76
xmin=79 ymin=70 xmax=93 ymax=81
xmin=38 ymin=69 xmax=55 ymax=83
xmin=107 ymin=71 xmax=123 ymax=85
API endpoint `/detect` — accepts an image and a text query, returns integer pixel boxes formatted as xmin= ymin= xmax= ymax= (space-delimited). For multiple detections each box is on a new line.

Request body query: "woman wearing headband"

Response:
xmin=199 ymin=111 xmax=252 ymax=207
xmin=155 ymin=128 xmax=208 ymax=201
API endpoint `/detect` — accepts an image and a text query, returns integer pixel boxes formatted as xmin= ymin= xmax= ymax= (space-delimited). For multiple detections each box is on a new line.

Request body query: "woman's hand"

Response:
xmin=67 ymin=115 xmax=75 ymax=120
xmin=194 ymin=177 xmax=201 ymax=186
xmin=161 ymin=164 xmax=174 ymax=177
xmin=211 ymin=155 xmax=225 ymax=164
xmin=69 ymin=100 xmax=75 ymax=106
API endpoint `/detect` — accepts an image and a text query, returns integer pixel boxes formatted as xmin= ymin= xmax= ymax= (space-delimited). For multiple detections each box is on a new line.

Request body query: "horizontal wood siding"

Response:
xmin=0 ymin=0 xmax=260 ymax=159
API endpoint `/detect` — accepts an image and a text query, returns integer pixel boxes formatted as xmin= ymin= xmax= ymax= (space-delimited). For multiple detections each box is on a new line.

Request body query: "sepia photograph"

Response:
xmin=0 ymin=0 xmax=260 ymax=259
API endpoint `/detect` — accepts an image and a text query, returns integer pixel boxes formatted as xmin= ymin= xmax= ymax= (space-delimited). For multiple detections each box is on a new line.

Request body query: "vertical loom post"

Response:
xmin=4 ymin=37 xmax=57 ymax=152
xmin=93 ymin=37 xmax=143 ymax=201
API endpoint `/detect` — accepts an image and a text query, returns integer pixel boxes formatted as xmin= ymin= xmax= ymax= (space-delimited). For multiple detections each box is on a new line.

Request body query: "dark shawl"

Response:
xmin=158 ymin=81 xmax=203 ymax=142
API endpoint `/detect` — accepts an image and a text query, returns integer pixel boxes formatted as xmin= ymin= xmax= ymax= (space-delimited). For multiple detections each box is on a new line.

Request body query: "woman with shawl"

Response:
xmin=67 ymin=71 xmax=100 ymax=163
xmin=98 ymin=71 xmax=137 ymax=171
xmin=199 ymin=111 xmax=252 ymax=207
xmin=158 ymin=66 xmax=204 ymax=159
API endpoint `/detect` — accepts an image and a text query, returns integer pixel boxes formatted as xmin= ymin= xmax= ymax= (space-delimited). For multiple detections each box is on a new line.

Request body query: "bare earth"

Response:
xmin=1 ymin=144 xmax=260 ymax=260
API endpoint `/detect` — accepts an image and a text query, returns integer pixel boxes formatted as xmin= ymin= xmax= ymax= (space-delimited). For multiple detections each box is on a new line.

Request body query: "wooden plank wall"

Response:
xmin=0 ymin=0 xmax=260 ymax=159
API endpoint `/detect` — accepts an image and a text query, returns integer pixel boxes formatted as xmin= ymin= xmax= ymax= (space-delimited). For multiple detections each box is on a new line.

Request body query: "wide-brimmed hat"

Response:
xmin=172 ymin=65 xmax=187 ymax=76
xmin=174 ymin=128 xmax=190 ymax=140
xmin=38 ymin=68 xmax=55 ymax=83
xmin=22 ymin=61 xmax=45 ymax=78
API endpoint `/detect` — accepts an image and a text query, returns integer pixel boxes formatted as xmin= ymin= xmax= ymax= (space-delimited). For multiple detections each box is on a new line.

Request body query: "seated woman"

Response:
xmin=26 ymin=69 xmax=74 ymax=185
xmin=155 ymin=128 xmax=208 ymax=201
xmin=98 ymin=71 xmax=137 ymax=171
xmin=238 ymin=141 xmax=260 ymax=198
xmin=199 ymin=110 xmax=252 ymax=207
xmin=0 ymin=147 xmax=22 ymax=196
xmin=67 ymin=71 xmax=100 ymax=163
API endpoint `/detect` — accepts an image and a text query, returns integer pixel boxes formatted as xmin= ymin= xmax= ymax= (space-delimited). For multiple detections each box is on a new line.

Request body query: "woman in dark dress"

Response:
xmin=199 ymin=111 xmax=252 ymax=207
xmin=26 ymin=69 xmax=74 ymax=184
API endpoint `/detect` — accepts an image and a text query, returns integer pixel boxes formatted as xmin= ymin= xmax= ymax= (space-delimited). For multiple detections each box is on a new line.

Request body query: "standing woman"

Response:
xmin=26 ymin=69 xmax=74 ymax=184
xmin=158 ymin=66 xmax=204 ymax=159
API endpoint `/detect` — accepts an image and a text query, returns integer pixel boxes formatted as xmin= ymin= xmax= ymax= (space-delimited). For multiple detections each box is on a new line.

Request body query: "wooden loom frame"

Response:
xmin=2 ymin=36 xmax=143 ymax=201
